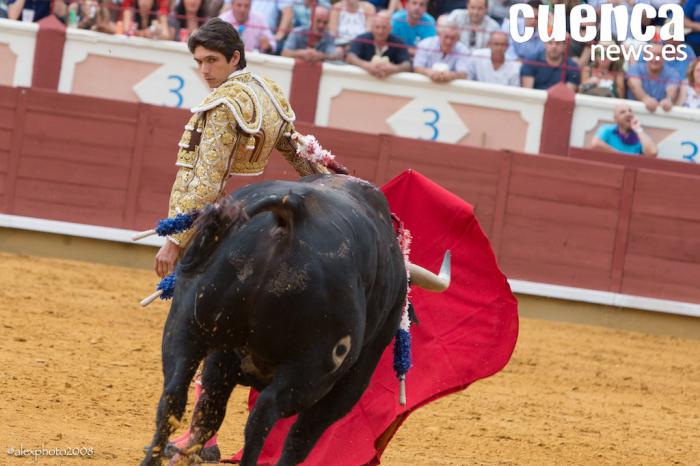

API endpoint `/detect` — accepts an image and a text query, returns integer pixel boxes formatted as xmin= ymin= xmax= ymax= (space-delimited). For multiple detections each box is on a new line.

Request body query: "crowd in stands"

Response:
xmin=3 ymin=0 xmax=700 ymax=110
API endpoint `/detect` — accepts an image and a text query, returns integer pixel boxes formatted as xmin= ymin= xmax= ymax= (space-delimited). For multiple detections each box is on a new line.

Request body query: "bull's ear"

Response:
xmin=244 ymin=192 xmax=305 ymax=228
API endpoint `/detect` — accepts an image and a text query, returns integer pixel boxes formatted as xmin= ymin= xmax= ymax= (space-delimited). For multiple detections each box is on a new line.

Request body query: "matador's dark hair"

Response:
xmin=188 ymin=18 xmax=247 ymax=69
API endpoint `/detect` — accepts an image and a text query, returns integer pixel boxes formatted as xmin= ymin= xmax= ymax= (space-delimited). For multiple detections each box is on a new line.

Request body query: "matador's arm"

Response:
xmin=167 ymin=105 xmax=239 ymax=247
xmin=276 ymin=122 xmax=332 ymax=176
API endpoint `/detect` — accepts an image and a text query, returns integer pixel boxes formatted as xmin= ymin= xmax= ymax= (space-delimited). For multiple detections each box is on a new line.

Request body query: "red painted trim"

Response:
xmin=289 ymin=59 xmax=322 ymax=124
xmin=31 ymin=16 xmax=66 ymax=90
xmin=539 ymin=83 xmax=575 ymax=156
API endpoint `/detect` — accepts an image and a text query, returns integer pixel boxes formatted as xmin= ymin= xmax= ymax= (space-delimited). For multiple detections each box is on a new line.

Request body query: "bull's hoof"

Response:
xmin=140 ymin=451 xmax=164 ymax=466
xmin=163 ymin=443 xmax=221 ymax=463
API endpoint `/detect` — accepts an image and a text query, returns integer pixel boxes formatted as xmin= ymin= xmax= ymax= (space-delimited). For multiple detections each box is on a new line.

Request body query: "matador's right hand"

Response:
xmin=155 ymin=240 xmax=181 ymax=278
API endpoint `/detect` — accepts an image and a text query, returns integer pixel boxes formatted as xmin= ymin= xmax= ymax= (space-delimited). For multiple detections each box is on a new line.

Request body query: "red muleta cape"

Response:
xmin=229 ymin=170 xmax=519 ymax=465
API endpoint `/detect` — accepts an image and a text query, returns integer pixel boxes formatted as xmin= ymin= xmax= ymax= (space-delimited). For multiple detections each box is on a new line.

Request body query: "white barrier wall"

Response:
xmin=571 ymin=95 xmax=700 ymax=163
xmin=316 ymin=63 xmax=547 ymax=153
xmin=58 ymin=29 xmax=294 ymax=108
xmin=0 ymin=19 xmax=38 ymax=87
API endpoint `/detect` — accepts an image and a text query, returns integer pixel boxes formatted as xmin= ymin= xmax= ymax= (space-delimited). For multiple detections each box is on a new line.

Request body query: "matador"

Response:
xmin=154 ymin=19 xmax=338 ymax=279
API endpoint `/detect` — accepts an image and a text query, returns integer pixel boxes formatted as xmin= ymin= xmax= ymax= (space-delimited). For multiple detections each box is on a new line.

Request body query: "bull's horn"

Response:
xmin=408 ymin=251 xmax=451 ymax=292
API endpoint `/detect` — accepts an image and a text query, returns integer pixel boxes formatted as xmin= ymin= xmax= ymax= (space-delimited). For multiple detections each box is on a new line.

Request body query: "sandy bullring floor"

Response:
xmin=1 ymin=252 xmax=699 ymax=465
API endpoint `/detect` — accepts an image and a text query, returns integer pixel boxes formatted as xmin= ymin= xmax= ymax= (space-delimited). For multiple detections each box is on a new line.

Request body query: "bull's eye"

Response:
xmin=335 ymin=344 xmax=347 ymax=357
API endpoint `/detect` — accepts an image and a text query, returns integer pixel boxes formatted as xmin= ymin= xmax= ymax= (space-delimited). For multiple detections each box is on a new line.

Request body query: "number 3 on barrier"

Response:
xmin=421 ymin=108 xmax=440 ymax=141
xmin=167 ymin=74 xmax=185 ymax=108
xmin=681 ymin=141 xmax=698 ymax=163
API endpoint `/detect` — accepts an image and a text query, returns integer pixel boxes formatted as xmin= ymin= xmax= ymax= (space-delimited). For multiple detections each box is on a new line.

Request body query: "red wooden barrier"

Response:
xmin=1 ymin=85 xmax=699 ymax=304
xmin=0 ymin=87 xmax=20 ymax=212
xmin=568 ymin=146 xmax=700 ymax=177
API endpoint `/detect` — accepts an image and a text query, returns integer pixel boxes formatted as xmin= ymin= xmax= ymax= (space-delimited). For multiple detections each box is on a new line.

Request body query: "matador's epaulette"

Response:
xmin=191 ymin=79 xmax=262 ymax=134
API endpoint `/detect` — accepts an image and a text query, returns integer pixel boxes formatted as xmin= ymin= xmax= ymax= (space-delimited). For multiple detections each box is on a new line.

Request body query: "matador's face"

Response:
xmin=193 ymin=46 xmax=240 ymax=89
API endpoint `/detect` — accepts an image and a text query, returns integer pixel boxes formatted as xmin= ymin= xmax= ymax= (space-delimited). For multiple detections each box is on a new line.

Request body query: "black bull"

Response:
xmin=142 ymin=175 xmax=411 ymax=466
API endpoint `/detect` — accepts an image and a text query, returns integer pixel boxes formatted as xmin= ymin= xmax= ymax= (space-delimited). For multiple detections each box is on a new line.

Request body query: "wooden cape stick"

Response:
xmin=132 ymin=229 xmax=156 ymax=241
xmin=140 ymin=290 xmax=163 ymax=307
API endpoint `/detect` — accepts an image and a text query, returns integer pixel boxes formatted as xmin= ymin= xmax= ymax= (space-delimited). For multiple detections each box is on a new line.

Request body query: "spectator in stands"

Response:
xmin=368 ymin=0 xmax=402 ymax=14
xmin=579 ymin=41 xmax=625 ymax=98
xmin=205 ymin=0 xmax=224 ymax=17
xmin=448 ymin=0 xmax=500 ymax=51
xmin=488 ymin=0 xmax=515 ymax=24
xmin=429 ymin=0 xmax=464 ymax=19
xmin=172 ymin=0 xmax=208 ymax=42
xmin=413 ymin=15 xmax=469 ymax=82
xmin=391 ymin=0 xmax=437 ymax=56
xmin=282 ymin=6 xmax=342 ymax=61
xmin=504 ymin=0 xmax=544 ymax=62
xmin=678 ymin=58 xmax=700 ymax=109
xmin=52 ymin=0 xmax=70 ymax=23
xmin=219 ymin=0 xmax=275 ymax=52
xmin=75 ymin=0 xmax=116 ymax=33
xmin=221 ymin=0 xmax=293 ymax=48
xmin=684 ymin=0 xmax=700 ymax=56
xmin=292 ymin=0 xmax=331 ymax=29
xmin=468 ymin=31 xmax=521 ymax=86
xmin=588 ymin=0 xmax=635 ymax=41
xmin=568 ymin=16 xmax=596 ymax=66
xmin=346 ymin=10 xmax=412 ymax=78
xmin=521 ymin=38 xmax=581 ymax=91
xmin=621 ymin=8 xmax=654 ymax=68
xmin=122 ymin=0 xmax=171 ymax=38
xmin=107 ymin=0 xmax=126 ymax=23
xmin=546 ymin=0 xmax=583 ymax=34
xmin=7 ymin=0 xmax=52 ymax=21
xmin=329 ymin=0 xmax=376 ymax=46
xmin=663 ymin=34 xmax=697 ymax=83
xmin=627 ymin=43 xmax=680 ymax=112
xmin=255 ymin=0 xmax=293 ymax=48
xmin=591 ymin=103 xmax=658 ymax=157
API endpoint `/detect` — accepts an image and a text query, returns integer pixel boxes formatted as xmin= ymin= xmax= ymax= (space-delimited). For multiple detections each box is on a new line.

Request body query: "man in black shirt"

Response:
xmin=346 ymin=10 xmax=412 ymax=79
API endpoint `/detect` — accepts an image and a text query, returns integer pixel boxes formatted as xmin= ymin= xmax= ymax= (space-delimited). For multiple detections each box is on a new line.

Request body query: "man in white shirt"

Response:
xmin=468 ymin=31 xmax=521 ymax=86
xmin=413 ymin=15 xmax=470 ymax=83
xmin=448 ymin=0 xmax=500 ymax=50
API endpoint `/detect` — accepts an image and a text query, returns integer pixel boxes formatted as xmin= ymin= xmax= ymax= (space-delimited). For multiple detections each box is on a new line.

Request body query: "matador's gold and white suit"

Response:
xmin=167 ymin=69 xmax=330 ymax=247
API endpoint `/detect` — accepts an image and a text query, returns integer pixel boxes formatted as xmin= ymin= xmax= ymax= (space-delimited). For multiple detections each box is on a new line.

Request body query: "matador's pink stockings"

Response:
xmin=170 ymin=375 xmax=218 ymax=449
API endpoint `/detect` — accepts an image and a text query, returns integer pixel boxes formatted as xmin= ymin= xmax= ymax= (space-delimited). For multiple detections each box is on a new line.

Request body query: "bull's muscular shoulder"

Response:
xmin=191 ymin=80 xmax=262 ymax=135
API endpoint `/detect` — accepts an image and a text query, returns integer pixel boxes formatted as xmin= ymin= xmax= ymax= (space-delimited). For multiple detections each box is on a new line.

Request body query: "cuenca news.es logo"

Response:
xmin=509 ymin=3 xmax=689 ymax=62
